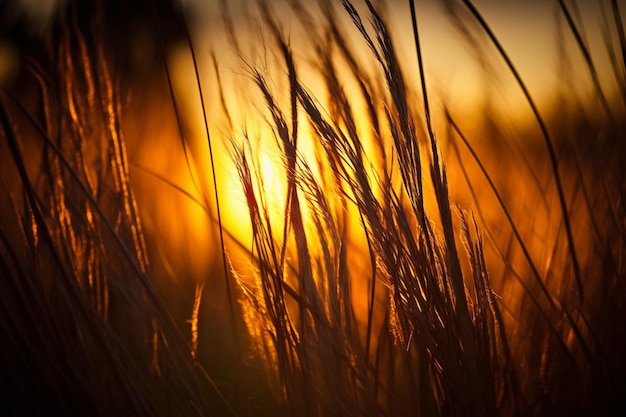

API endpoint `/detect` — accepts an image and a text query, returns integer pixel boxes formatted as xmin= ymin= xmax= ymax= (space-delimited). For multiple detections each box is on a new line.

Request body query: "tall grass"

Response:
xmin=1 ymin=0 xmax=625 ymax=416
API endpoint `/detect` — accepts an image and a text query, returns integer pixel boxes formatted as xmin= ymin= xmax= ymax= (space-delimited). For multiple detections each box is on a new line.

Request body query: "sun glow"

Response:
xmin=152 ymin=0 xmax=623 ymax=340
xmin=115 ymin=4 xmax=626 ymax=411
xmin=219 ymin=136 xmax=291 ymax=250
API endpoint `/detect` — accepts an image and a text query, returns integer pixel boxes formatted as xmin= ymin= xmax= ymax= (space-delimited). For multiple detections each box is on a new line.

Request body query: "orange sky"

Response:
xmin=159 ymin=0 xmax=622 ymax=255
xmin=182 ymin=0 xmax=619 ymax=128
xmin=4 ymin=0 xmax=618 ymax=122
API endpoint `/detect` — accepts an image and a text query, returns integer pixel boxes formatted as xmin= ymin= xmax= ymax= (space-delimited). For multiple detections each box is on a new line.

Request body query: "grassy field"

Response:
xmin=1 ymin=0 xmax=625 ymax=415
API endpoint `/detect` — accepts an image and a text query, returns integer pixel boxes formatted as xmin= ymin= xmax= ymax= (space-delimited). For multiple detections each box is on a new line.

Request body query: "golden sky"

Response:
xmin=173 ymin=0 xmax=618 ymax=131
